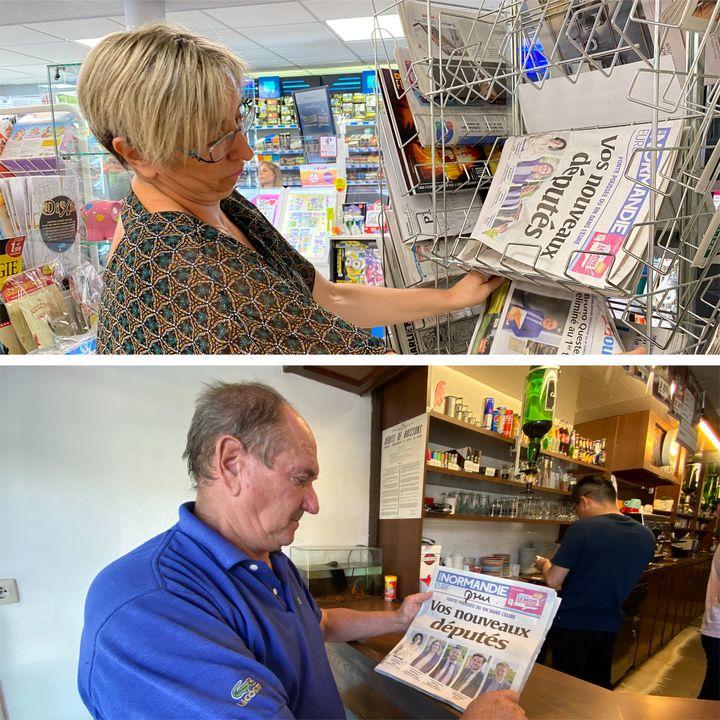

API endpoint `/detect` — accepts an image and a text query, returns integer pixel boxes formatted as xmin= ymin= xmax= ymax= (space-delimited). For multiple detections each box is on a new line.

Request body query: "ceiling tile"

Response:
xmin=165 ymin=10 xmax=228 ymax=30
xmin=300 ymin=0 xmax=376 ymax=21
xmin=0 ymin=25 xmax=60 ymax=45
xmin=25 ymin=17 xmax=124 ymax=41
xmin=249 ymin=22 xmax=336 ymax=47
xmin=205 ymin=28 xmax=263 ymax=51
xmin=10 ymin=42 xmax=89 ymax=64
xmin=206 ymin=2 xmax=314 ymax=28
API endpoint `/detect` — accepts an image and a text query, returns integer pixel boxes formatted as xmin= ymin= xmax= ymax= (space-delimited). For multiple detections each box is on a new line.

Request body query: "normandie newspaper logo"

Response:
xmin=231 ymin=677 xmax=262 ymax=707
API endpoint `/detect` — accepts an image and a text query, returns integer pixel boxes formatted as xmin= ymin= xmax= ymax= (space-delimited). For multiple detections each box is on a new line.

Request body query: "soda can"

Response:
xmin=503 ymin=409 xmax=514 ymax=437
xmin=491 ymin=407 xmax=504 ymax=433
xmin=384 ymin=574 xmax=398 ymax=601
xmin=482 ymin=397 xmax=494 ymax=428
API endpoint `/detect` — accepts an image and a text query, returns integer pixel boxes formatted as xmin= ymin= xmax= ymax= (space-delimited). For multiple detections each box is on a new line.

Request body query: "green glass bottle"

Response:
xmin=522 ymin=366 xmax=558 ymax=484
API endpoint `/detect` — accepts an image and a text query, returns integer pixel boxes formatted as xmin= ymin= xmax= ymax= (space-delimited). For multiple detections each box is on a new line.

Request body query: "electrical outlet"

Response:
xmin=0 ymin=579 xmax=19 ymax=604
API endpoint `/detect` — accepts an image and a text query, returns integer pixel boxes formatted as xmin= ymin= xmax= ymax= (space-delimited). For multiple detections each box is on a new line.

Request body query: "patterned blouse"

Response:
xmin=96 ymin=191 xmax=388 ymax=354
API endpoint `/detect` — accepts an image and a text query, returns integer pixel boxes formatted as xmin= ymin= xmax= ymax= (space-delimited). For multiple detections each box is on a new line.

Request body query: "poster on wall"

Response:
xmin=379 ymin=414 xmax=427 ymax=520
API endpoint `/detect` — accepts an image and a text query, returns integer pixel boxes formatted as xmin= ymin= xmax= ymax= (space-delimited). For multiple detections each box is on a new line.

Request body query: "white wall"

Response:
xmin=0 ymin=366 xmax=373 ymax=720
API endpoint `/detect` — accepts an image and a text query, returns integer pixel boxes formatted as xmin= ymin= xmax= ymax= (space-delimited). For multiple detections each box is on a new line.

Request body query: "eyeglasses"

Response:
xmin=186 ymin=99 xmax=255 ymax=163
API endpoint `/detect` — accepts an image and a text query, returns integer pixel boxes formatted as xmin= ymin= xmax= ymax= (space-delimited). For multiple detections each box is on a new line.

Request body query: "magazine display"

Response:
xmin=525 ymin=0 xmax=654 ymax=77
xmin=462 ymin=121 xmax=684 ymax=293
xmin=395 ymin=47 xmax=509 ymax=148
xmin=377 ymin=66 xmax=487 ymax=195
xmin=397 ymin=0 xmax=507 ymax=102
xmin=468 ymin=279 xmax=624 ymax=355
xmin=375 ymin=567 xmax=560 ymax=712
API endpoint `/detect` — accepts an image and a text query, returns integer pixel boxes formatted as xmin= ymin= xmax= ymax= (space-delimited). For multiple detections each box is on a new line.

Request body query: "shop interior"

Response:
xmin=0 ymin=0 xmax=719 ymax=354
xmin=1 ymin=363 xmax=718 ymax=719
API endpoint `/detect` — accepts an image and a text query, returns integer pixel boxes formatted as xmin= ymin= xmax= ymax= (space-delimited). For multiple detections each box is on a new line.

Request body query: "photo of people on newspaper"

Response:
xmin=464 ymin=121 xmax=684 ymax=292
xmin=468 ymin=279 xmax=624 ymax=355
xmin=375 ymin=567 xmax=560 ymax=712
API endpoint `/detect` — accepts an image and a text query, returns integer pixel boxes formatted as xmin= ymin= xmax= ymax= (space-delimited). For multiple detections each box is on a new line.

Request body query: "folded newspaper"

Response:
xmin=375 ymin=567 xmax=560 ymax=711
xmin=461 ymin=121 xmax=684 ymax=293
xmin=397 ymin=0 xmax=507 ymax=102
xmin=467 ymin=279 xmax=624 ymax=355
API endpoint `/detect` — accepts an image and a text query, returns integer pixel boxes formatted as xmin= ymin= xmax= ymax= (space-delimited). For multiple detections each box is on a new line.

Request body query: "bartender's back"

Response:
xmin=552 ymin=510 xmax=655 ymax=631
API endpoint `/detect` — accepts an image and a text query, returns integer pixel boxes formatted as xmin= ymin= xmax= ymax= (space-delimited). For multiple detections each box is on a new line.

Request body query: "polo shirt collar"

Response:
xmin=176 ymin=501 xmax=288 ymax=575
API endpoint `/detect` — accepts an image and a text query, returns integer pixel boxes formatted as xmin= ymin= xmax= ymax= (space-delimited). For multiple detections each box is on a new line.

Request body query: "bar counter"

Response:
xmin=324 ymin=598 xmax=719 ymax=720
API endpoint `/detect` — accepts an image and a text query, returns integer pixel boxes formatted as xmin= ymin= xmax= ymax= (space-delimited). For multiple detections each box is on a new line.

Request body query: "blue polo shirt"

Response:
xmin=78 ymin=502 xmax=345 ymax=719
xmin=551 ymin=513 xmax=655 ymax=633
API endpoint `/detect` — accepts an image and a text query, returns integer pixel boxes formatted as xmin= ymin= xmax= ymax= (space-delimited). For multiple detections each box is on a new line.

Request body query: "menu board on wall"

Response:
xmin=379 ymin=414 xmax=427 ymax=520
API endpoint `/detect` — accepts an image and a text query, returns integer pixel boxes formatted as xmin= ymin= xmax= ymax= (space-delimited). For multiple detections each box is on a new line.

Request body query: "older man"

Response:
xmin=78 ymin=382 xmax=525 ymax=720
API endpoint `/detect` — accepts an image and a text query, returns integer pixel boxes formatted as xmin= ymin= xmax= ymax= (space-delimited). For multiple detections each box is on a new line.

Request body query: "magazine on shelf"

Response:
xmin=375 ymin=567 xmax=560 ymax=712
xmin=525 ymin=0 xmax=654 ymax=78
xmin=462 ymin=121 xmax=684 ymax=292
xmin=661 ymin=0 xmax=720 ymax=33
xmin=397 ymin=0 xmax=507 ymax=102
xmin=378 ymin=66 xmax=487 ymax=195
xmin=467 ymin=279 xmax=624 ymax=355
xmin=395 ymin=47 xmax=509 ymax=148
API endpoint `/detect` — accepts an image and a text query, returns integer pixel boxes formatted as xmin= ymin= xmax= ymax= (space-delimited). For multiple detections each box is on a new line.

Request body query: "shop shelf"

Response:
xmin=425 ymin=464 xmax=571 ymax=496
xmin=423 ymin=513 xmax=570 ymax=525
xmin=427 ymin=409 xmax=516 ymax=445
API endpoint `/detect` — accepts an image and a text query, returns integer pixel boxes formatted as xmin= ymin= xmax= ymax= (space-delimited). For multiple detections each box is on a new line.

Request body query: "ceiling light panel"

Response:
xmin=326 ymin=14 xmax=403 ymax=42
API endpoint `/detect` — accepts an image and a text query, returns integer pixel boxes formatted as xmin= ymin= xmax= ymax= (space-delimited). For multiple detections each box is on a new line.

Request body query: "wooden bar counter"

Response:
xmin=323 ymin=599 xmax=719 ymax=720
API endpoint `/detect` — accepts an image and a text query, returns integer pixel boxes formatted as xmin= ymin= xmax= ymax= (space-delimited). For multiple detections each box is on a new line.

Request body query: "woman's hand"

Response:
xmin=446 ymin=272 xmax=505 ymax=311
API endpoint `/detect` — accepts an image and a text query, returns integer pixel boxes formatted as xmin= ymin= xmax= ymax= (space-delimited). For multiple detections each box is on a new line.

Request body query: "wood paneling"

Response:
xmin=283 ymin=366 xmax=406 ymax=395
xmin=377 ymin=518 xmax=423 ymax=598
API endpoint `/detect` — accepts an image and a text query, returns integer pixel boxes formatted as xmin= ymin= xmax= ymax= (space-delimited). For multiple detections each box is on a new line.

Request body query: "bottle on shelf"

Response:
xmin=521 ymin=366 xmax=558 ymax=493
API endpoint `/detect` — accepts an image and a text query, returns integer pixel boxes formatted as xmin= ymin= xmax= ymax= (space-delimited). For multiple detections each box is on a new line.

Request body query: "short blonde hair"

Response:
xmin=77 ymin=22 xmax=247 ymax=168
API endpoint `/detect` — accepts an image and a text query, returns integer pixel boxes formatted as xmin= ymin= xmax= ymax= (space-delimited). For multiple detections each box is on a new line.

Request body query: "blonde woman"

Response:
xmin=77 ymin=23 xmax=501 ymax=354
xmin=258 ymin=160 xmax=282 ymax=188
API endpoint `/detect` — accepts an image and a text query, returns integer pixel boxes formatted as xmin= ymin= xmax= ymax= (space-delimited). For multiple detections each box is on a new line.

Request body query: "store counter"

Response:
xmin=324 ymin=598 xmax=718 ymax=720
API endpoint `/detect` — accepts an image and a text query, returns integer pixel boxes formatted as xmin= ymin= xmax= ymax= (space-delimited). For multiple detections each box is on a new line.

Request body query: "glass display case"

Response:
xmin=290 ymin=546 xmax=383 ymax=600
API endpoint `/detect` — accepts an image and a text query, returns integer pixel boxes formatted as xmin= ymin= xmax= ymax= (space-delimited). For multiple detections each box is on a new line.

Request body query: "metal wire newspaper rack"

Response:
xmin=372 ymin=0 xmax=720 ymax=354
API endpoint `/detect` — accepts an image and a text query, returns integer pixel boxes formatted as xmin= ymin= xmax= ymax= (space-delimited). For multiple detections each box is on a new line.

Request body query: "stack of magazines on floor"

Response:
xmin=377 ymin=0 xmax=510 ymax=353
xmin=375 ymin=566 xmax=560 ymax=712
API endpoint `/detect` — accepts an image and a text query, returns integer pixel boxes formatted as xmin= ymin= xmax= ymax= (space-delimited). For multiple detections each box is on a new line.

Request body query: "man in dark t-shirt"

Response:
xmin=535 ymin=475 xmax=655 ymax=688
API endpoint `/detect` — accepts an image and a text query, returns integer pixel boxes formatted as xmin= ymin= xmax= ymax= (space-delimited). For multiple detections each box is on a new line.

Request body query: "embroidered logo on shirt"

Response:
xmin=231 ymin=677 xmax=262 ymax=707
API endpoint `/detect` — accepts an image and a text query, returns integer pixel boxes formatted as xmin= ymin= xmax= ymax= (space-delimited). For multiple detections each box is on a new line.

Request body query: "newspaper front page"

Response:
xmin=465 ymin=121 xmax=684 ymax=292
xmin=467 ymin=279 xmax=624 ymax=355
xmin=397 ymin=0 xmax=506 ymax=102
xmin=375 ymin=568 xmax=560 ymax=712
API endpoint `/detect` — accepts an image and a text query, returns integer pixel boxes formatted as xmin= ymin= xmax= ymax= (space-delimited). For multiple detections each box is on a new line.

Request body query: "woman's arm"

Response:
xmin=312 ymin=271 xmax=504 ymax=328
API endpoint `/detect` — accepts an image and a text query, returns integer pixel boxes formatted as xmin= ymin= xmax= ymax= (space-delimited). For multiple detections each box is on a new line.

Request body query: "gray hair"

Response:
xmin=183 ymin=381 xmax=290 ymax=487
xmin=77 ymin=22 xmax=247 ymax=168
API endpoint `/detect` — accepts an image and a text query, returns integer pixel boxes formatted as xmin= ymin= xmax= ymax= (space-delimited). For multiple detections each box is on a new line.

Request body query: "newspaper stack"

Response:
xmin=459 ymin=121 xmax=685 ymax=294
xmin=468 ymin=279 xmax=624 ymax=355
xmin=375 ymin=567 xmax=560 ymax=712
xmin=397 ymin=0 xmax=507 ymax=103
